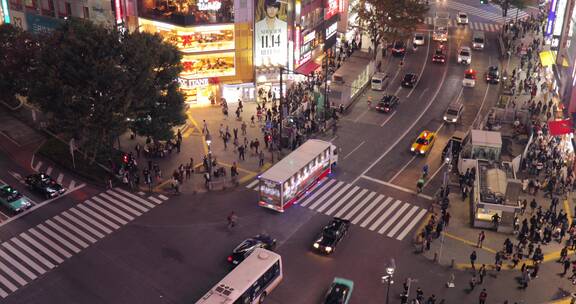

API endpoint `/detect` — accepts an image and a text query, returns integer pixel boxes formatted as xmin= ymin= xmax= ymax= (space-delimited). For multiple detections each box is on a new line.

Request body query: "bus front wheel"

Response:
xmin=259 ymin=292 xmax=267 ymax=304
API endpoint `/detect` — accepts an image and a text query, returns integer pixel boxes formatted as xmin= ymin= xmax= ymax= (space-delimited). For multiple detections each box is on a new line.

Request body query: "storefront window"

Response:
xmin=181 ymin=52 xmax=235 ymax=78
xmin=138 ymin=0 xmax=234 ymax=26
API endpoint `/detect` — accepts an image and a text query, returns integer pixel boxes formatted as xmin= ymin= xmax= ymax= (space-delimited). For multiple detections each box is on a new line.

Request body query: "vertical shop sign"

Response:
xmin=1 ymin=0 xmax=10 ymax=24
xmin=254 ymin=0 xmax=288 ymax=66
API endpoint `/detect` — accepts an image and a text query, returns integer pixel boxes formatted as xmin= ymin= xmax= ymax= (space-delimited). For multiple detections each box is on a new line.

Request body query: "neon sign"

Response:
xmin=198 ymin=0 xmax=222 ymax=11
xmin=1 ymin=0 xmax=10 ymax=24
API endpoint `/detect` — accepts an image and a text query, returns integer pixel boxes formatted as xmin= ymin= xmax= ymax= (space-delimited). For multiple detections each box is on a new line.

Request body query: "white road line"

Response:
xmin=424 ymin=163 xmax=445 ymax=188
xmin=148 ymin=196 xmax=162 ymax=204
xmin=334 ymin=189 xmax=368 ymax=218
xmin=0 ymin=249 xmax=38 ymax=280
xmin=343 ymin=142 xmax=365 ymax=160
xmin=36 ymin=223 xmax=81 ymax=253
xmin=407 ymin=32 xmax=431 ymax=98
xmin=378 ymin=202 xmax=410 ymax=234
xmin=106 ymin=190 xmax=150 ymax=212
xmin=379 ymin=111 xmax=397 ymax=127
xmin=301 ymin=179 xmax=337 ymax=207
xmin=329 ymin=135 xmax=338 ymax=142
xmin=158 ymin=194 xmax=169 ymax=200
xmin=61 ymin=211 xmax=105 ymax=239
xmin=314 ymin=183 xmax=352 ymax=212
xmin=21 ymin=231 xmax=67 ymax=262
xmin=386 ymin=205 xmax=419 ymax=237
xmin=67 ymin=208 xmax=112 ymax=234
xmin=358 ymin=195 xmax=387 ymax=227
xmin=53 ymin=215 xmax=97 ymax=244
xmin=46 ymin=219 xmax=90 ymax=248
xmin=351 ymin=194 xmax=382 ymax=225
xmin=388 ymin=155 xmax=417 ymax=183
xmin=137 ymin=191 xmax=145 ymax=196
xmin=343 ymin=192 xmax=376 ymax=220
xmin=396 ymin=208 xmax=428 ymax=240
xmin=10 ymin=238 xmax=55 ymax=269
xmin=56 ymin=173 xmax=64 ymax=184
xmin=33 ymin=161 xmax=43 ymax=172
xmin=68 ymin=180 xmax=77 ymax=189
xmin=2 ymin=243 xmax=45 ymax=275
xmin=325 ymin=186 xmax=360 ymax=216
xmin=0 ymin=271 xmax=18 ymax=291
xmin=91 ymin=197 xmax=134 ymax=221
xmin=246 ymin=179 xmax=259 ymax=189
xmin=26 ymin=228 xmax=72 ymax=263
xmin=360 ymin=175 xmax=435 ymax=200
xmin=352 ymin=34 xmax=451 ymax=185
xmin=99 ymin=193 xmax=142 ymax=216
xmin=0 ymin=285 xmax=8 ymax=298
xmin=83 ymin=200 xmax=129 ymax=225
xmin=369 ymin=199 xmax=401 ymax=231
xmin=75 ymin=204 xmax=120 ymax=230
xmin=45 ymin=166 xmax=53 ymax=175
xmin=112 ymin=188 xmax=156 ymax=208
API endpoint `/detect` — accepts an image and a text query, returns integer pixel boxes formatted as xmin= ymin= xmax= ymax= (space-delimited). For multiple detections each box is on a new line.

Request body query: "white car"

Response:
xmin=462 ymin=69 xmax=476 ymax=87
xmin=413 ymin=33 xmax=425 ymax=46
xmin=458 ymin=46 xmax=472 ymax=65
xmin=456 ymin=12 xmax=468 ymax=24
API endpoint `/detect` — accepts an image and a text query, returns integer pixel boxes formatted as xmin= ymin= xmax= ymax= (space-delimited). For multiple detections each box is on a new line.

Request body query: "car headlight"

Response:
xmin=411 ymin=147 xmax=415 ymax=152
xmin=313 ymin=243 xmax=320 ymax=249
xmin=325 ymin=246 xmax=332 ymax=252
xmin=452 ymin=118 xmax=457 ymax=122
xmin=443 ymin=116 xmax=447 ymax=120
xmin=420 ymin=150 xmax=425 ymax=154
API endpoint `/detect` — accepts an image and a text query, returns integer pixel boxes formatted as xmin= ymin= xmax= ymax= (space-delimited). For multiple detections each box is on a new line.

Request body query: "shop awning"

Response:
xmin=539 ymin=51 xmax=570 ymax=67
xmin=548 ymin=119 xmax=573 ymax=136
xmin=295 ymin=60 xmax=321 ymax=76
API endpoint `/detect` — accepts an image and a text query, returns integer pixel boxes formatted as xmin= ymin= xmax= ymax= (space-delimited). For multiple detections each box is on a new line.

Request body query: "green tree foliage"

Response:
xmin=0 ymin=24 xmax=37 ymax=104
xmin=352 ymin=0 xmax=428 ymax=59
xmin=26 ymin=19 xmax=185 ymax=161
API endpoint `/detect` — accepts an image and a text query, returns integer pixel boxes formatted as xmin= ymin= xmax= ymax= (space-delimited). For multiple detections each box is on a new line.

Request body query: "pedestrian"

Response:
xmin=560 ymin=246 xmax=568 ymax=262
xmin=135 ymin=143 xmax=141 ymax=158
xmin=259 ymin=150 xmax=265 ymax=167
xmin=426 ymin=294 xmax=436 ymax=304
xmin=227 ymin=211 xmax=238 ymax=229
xmin=562 ymin=259 xmax=571 ymax=276
xmin=477 ymin=231 xmax=486 ymax=248
xmin=443 ymin=211 xmax=451 ymax=227
xmin=469 ymin=274 xmax=478 ymax=290
xmin=470 ymin=250 xmax=477 ymax=270
xmin=479 ymin=289 xmax=488 ymax=304
xmin=241 ymin=121 xmax=247 ymax=135
xmin=478 ymin=264 xmax=487 ymax=283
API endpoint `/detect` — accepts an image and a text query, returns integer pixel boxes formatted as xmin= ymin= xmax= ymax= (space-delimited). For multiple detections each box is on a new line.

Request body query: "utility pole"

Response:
xmin=324 ymin=54 xmax=329 ymax=129
xmin=279 ymin=67 xmax=283 ymax=152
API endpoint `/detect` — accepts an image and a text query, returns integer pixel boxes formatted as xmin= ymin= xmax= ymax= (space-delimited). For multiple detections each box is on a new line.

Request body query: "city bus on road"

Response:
xmin=258 ymin=139 xmax=338 ymax=212
xmin=196 ymin=248 xmax=283 ymax=304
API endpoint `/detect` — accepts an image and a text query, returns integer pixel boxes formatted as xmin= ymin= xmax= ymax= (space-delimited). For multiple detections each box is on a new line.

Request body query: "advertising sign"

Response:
xmin=324 ymin=0 xmax=339 ymax=20
xmin=10 ymin=10 xmax=26 ymax=29
xmin=181 ymin=52 xmax=236 ymax=79
xmin=25 ymin=13 xmax=63 ymax=33
xmin=1 ymin=0 xmax=9 ymax=24
xmin=553 ymin=0 xmax=568 ymax=36
xmin=546 ymin=0 xmax=558 ymax=36
xmin=254 ymin=0 xmax=288 ymax=67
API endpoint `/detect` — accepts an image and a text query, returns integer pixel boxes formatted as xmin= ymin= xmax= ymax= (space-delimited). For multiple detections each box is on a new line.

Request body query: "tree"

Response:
xmin=352 ymin=0 xmax=428 ymax=59
xmin=490 ymin=0 xmax=528 ymax=18
xmin=0 ymin=24 xmax=38 ymax=104
xmin=26 ymin=18 xmax=185 ymax=162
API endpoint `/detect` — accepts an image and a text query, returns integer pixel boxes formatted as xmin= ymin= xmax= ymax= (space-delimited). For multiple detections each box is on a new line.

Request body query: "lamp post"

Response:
xmin=381 ymin=259 xmax=396 ymax=304
xmin=205 ymin=133 xmax=212 ymax=176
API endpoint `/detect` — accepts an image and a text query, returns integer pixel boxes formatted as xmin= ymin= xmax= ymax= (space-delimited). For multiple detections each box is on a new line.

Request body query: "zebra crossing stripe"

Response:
xmin=20 ymin=232 xmax=65 ymax=263
xmin=45 ymin=166 xmax=53 ymax=176
xmin=158 ymin=194 xmax=169 ymax=200
xmin=56 ymin=173 xmax=64 ymax=184
xmin=378 ymin=202 xmax=409 ymax=234
xmin=334 ymin=189 xmax=368 ymax=218
xmin=314 ymin=183 xmax=353 ymax=212
xmin=246 ymin=179 xmax=259 ymax=189
xmin=27 ymin=225 xmax=72 ymax=263
xmin=2 ymin=243 xmax=45 ymax=275
xmin=354 ymin=195 xmax=385 ymax=226
xmin=68 ymin=208 xmax=114 ymax=234
xmin=91 ymin=197 xmax=134 ymax=222
xmin=62 ymin=212 xmax=105 ymax=239
xmin=343 ymin=192 xmax=375 ymax=220
xmin=0 ymin=272 xmax=18 ymax=292
xmin=33 ymin=161 xmax=42 ymax=172
xmin=308 ymin=181 xmax=345 ymax=210
xmin=300 ymin=179 xmax=336 ymax=207
xmin=369 ymin=198 xmax=401 ymax=231
xmin=112 ymin=188 xmax=156 ymax=208
xmin=0 ymin=285 xmax=8 ymax=298
xmin=0 ymin=249 xmax=38 ymax=280
xmin=36 ymin=224 xmax=81 ymax=253
xmin=325 ymin=186 xmax=360 ymax=216
xmin=106 ymin=190 xmax=150 ymax=212
xmin=45 ymin=219 xmax=90 ymax=248
xmin=137 ymin=191 xmax=146 ymax=196
xmin=148 ymin=196 xmax=162 ymax=204
xmin=387 ymin=205 xmax=420 ymax=238
xmin=53 ymin=215 xmax=97 ymax=244
xmin=68 ymin=180 xmax=76 ymax=189
xmin=76 ymin=204 xmax=121 ymax=230
xmin=99 ymin=193 xmax=142 ymax=216
xmin=10 ymin=238 xmax=55 ymax=269
xmin=396 ymin=209 xmax=428 ymax=240
xmin=0 ymin=258 xmax=27 ymax=285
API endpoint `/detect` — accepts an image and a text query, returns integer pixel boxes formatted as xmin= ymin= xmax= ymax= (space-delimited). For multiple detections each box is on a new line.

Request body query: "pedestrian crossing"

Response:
xmin=0 ymin=188 xmax=169 ymax=299
xmin=423 ymin=17 xmax=502 ymax=32
xmin=31 ymin=158 xmax=85 ymax=191
xmin=444 ymin=0 xmax=530 ymax=23
xmin=246 ymin=178 xmax=428 ymax=241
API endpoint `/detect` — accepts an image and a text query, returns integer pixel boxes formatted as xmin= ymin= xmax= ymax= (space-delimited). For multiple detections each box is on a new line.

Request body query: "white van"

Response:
xmin=371 ymin=73 xmax=390 ymax=91
xmin=472 ymin=31 xmax=485 ymax=50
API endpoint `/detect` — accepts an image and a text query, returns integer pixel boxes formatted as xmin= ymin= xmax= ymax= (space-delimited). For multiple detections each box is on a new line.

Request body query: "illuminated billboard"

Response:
xmin=254 ymin=0 xmax=288 ymax=67
xmin=181 ymin=52 xmax=235 ymax=78
xmin=324 ymin=0 xmax=339 ymax=20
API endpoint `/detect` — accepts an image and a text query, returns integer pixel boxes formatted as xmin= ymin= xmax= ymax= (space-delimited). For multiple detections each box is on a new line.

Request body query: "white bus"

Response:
xmin=258 ymin=139 xmax=338 ymax=212
xmin=196 ymin=248 xmax=283 ymax=304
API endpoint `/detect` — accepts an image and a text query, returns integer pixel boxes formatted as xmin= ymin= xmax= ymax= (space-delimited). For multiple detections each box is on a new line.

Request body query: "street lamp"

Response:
xmin=205 ymin=133 xmax=213 ymax=176
xmin=381 ymin=259 xmax=396 ymax=304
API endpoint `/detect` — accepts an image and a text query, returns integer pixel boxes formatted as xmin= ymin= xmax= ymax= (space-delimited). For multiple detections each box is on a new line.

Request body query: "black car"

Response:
xmin=25 ymin=173 xmax=66 ymax=199
xmin=313 ymin=218 xmax=350 ymax=254
xmin=391 ymin=40 xmax=406 ymax=57
xmin=401 ymin=73 xmax=418 ymax=88
xmin=485 ymin=66 xmax=500 ymax=84
xmin=375 ymin=95 xmax=400 ymax=113
xmin=431 ymin=49 xmax=446 ymax=63
xmin=227 ymin=234 xmax=276 ymax=266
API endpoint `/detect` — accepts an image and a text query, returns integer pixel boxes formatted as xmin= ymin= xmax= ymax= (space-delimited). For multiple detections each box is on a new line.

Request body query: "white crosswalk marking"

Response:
xmin=0 ymin=249 xmax=37 ymax=280
xmin=33 ymin=161 xmax=42 ymax=172
xmin=83 ymin=200 xmax=129 ymax=225
xmin=52 ymin=215 xmax=97 ymax=244
xmin=27 ymin=229 xmax=72 ymax=258
xmin=397 ymin=209 xmax=428 ymax=240
xmin=60 ymin=211 xmax=105 ymax=239
xmin=369 ymin=199 xmax=401 ymax=231
xmin=246 ymin=179 xmax=259 ymax=189
xmin=99 ymin=193 xmax=142 ymax=216
xmin=314 ymin=183 xmax=353 ymax=212
xmin=56 ymin=173 xmax=64 ymax=184
xmin=342 ymin=192 xmax=375 ymax=220
xmin=106 ymin=190 xmax=150 ymax=212
xmin=0 ymin=259 xmax=27 ymax=285
xmin=20 ymin=232 xmax=66 ymax=262
xmin=387 ymin=205 xmax=420 ymax=238
xmin=45 ymin=166 xmax=53 ymax=175
xmin=0 ymin=272 xmax=18 ymax=292
xmin=300 ymin=179 xmax=337 ymax=207
xmin=158 ymin=194 xmax=169 ymax=200
xmin=378 ymin=202 xmax=410 ymax=235
xmin=90 ymin=197 xmax=133 ymax=222
xmin=308 ymin=181 xmax=345 ymax=210
xmin=0 ymin=285 xmax=8 ymax=298
xmin=2 ymin=243 xmax=45 ymax=275
xmin=355 ymin=195 xmax=385 ymax=226
xmin=45 ymin=220 xmax=89 ymax=248
xmin=36 ymin=224 xmax=81 ymax=253
xmin=68 ymin=180 xmax=76 ymax=189
xmin=334 ymin=189 xmax=367 ymax=218
xmin=113 ymin=188 xmax=156 ymax=208
xmin=68 ymin=208 xmax=113 ymax=234
xmin=148 ymin=196 xmax=162 ymax=204
xmin=445 ymin=0 xmax=529 ymax=23
xmin=325 ymin=186 xmax=360 ymax=215
xmin=10 ymin=239 xmax=55 ymax=269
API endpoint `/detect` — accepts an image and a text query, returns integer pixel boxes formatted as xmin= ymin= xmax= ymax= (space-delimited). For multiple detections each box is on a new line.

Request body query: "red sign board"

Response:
xmin=324 ymin=0 xmax=338 ymax=20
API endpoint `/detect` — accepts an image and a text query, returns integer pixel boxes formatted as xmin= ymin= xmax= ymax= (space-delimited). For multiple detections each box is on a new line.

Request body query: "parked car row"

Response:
xmin=0 ymin=173 xmax=66 ymax=214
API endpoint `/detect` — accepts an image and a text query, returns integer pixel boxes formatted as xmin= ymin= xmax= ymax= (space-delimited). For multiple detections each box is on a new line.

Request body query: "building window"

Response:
xmin=83 ymin=6 xmax=89 ymax=18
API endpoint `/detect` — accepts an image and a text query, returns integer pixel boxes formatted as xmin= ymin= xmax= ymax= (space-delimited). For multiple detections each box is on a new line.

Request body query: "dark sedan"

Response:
xmin=401 ymin=73 xmax=418 ymax=88
xmin=227 ymin=234 xmax=276 ymax=266
xmin=375 ymin=95 xmax=400 ymax=113
xmin=25 ymin=173 xmax=66 ymax=199
xmin=485 ymin=66 xmax=500 ymax=84
xmin=313 ymin=218 xmax=350 ymax=254
xmin=391 ymin=40 xmax=406 ymax=57
xmin=431 ymin=49 xmax=446 ymax=63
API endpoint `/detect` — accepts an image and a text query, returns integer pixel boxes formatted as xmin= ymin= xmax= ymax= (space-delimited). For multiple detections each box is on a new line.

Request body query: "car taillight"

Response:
xmin=227 ymin=256 xmax=233 ymax=262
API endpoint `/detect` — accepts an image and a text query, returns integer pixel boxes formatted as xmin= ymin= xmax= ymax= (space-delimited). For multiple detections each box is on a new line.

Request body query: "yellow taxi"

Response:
xmin=411 ymin=130 xmax=436 ymax=155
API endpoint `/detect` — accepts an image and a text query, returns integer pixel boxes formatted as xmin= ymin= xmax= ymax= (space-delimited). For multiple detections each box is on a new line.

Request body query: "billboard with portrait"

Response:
xmin=254 ymin=0 xmax=288 ymax=67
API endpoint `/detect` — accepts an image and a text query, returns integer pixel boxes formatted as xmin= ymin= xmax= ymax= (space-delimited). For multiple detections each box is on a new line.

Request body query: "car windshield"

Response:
xmin=2 ymin=188 xmax=22 ymax=202
xmin=404 ymin=75 xmax=413 ymax=81
xmin=474 ymin=38 xmax=484 ymax=43
xmin=234 ymin=239 xmax=257 ymax=252
xmin=459 ymin=14 xmax=466 ymax=18
xmin=324 ymin=284 xmax=349 ymax=304
xmin=460 ymin=51 xmax=470 ymax=56
xmin=416 ymin=138 xmax=429 ymax=145
xmin=415 ymin=35 xmax=423 ymax=40
xmin=447 ymin=109 xmax=459 ymax=115
xmin=394 ymin=42 xmax=404 ymax=48
xmin=435 ymin=50 xmax=443 ymax=55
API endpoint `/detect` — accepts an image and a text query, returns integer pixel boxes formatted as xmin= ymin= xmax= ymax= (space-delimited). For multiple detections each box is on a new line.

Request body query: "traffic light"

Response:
xmin=122 ymin=153 xmax=130 ymax=164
